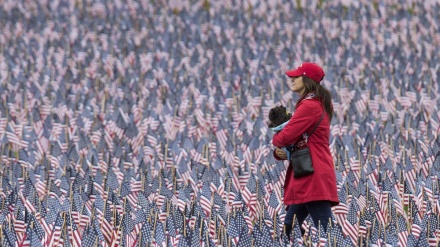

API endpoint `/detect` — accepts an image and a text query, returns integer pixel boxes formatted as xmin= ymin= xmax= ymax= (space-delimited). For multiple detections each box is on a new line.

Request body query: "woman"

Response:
xmin=272 ymin=62 xmax=339 ymax=238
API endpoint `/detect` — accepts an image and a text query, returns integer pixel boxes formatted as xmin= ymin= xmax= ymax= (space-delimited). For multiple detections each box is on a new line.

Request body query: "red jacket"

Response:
xmin=272 ymin=97 xmax=339 ymax=206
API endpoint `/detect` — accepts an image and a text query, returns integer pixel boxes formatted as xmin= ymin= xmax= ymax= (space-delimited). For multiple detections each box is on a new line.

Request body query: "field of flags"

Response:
xmin=0 ymin=0 xmax=440 ymax=246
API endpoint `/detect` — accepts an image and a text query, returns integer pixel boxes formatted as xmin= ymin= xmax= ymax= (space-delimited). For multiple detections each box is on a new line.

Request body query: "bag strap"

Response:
xmin=306 ymin=110 xmax=325 ymax=138
xmin=287 ymin=110 xmax=325 ymax=150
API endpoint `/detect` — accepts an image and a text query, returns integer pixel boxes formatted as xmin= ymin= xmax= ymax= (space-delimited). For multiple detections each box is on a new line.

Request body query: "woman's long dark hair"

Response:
xmin=296 ymin=76 xmax=333 ymax=121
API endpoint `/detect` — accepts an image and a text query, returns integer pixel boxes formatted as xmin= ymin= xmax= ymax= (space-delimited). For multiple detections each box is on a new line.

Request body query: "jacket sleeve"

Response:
xmin=272 ymin=100 xmax=320 ymax=147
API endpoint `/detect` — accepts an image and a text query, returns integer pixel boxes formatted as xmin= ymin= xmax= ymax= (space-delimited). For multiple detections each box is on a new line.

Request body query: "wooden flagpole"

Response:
xmin=199 ymin=212 xmax=203 ymax=238
xmin=273 ymin=210 xmax=277 ymax=240
xmin=183 ymin=205 xmax=186 ymax=237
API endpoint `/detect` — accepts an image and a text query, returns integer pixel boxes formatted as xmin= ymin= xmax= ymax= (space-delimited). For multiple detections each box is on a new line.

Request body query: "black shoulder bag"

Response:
xmin=288 ymin=111 xmax=325 ymax=178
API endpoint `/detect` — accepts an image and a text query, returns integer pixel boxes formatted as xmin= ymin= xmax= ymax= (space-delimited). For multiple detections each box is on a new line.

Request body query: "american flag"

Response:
xmin=46 ymin=212 xmax=64 ymax=247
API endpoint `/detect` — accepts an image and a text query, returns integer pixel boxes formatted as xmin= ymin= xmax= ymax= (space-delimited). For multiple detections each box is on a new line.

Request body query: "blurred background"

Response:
xmin=0 ymin=0 xmax=439 ymax=246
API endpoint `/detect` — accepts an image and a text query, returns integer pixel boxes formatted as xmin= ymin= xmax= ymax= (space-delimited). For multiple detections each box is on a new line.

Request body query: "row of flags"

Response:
xmin=0 ymin=0 xmax=440 ymax=246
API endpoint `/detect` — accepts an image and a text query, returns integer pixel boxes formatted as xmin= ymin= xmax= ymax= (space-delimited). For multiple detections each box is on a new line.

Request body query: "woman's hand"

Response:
xmin=275 ymin=148 xmax=288 ymax=160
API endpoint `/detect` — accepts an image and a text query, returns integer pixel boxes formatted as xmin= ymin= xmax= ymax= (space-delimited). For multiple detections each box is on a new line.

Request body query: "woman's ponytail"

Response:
xmin=297 ymin=77 xmax=333 ymax=121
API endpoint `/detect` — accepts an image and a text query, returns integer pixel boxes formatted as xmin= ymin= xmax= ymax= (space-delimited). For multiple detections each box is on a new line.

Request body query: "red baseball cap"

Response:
xmin=285 ymin=62 xmax=325 ymax=83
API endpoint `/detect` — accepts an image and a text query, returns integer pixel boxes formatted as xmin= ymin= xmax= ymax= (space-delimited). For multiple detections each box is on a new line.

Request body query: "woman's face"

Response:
xmin=289 ymin=76 xmax=305 ymax=95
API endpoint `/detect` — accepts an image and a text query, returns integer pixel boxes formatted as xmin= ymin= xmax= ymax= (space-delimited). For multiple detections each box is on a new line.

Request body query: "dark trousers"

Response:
xmin=284 ymin=200 xmax=332 ymax=237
